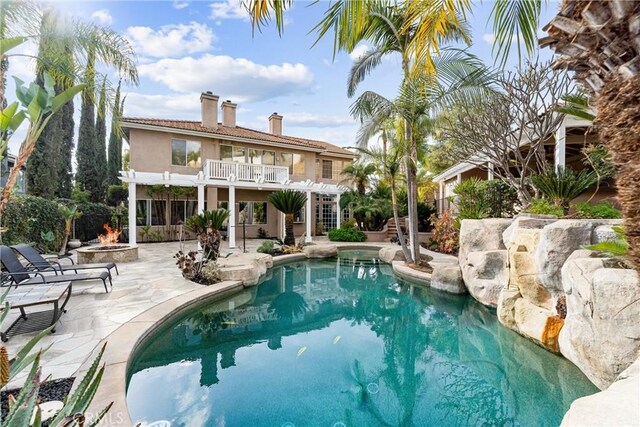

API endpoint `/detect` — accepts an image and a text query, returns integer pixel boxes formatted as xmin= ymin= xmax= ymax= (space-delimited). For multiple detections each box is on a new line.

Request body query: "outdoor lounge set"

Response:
xmin=0 ymin=245 xmax=119 ymax=341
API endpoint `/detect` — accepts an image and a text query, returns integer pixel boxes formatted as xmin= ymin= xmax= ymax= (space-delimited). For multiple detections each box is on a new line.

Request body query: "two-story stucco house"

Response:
xmin=120 ymin=92 xmax=356 ymax=248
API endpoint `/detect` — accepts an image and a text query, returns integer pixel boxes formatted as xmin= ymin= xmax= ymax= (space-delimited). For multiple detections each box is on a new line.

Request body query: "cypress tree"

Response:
xmin=75 ymin=48 xmax=99 ymax=202
xmin=27 ymin=11 xmax=61 ymax=198
xmin=54 ymin=41 xmax=75 ymax=199
xmin=94 ymin=78 xmax=108 ymax=201
xmin=107 ymin=79 xmax=123 ymax=186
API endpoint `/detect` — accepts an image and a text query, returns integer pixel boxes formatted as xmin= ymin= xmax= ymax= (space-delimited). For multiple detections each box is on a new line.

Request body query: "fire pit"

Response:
xmin=76 ymin=225 xmax=139 ymax=264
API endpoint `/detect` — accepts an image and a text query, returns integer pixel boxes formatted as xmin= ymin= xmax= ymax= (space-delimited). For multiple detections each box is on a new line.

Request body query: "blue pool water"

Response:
xmin=126 ymin=250 xmax=597 ymax=426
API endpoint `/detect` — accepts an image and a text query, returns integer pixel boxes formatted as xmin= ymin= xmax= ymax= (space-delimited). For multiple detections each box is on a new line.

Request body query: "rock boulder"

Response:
xmin=461 ymin=250 xmax=509 ymax=307
xmin=431 ymin=264 xmax=466 ymax=294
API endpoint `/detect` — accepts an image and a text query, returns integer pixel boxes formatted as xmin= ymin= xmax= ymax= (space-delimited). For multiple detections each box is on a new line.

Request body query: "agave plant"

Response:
xmin=530 ymin=167 xmax=598 ymax=214
xmin=184 ymin=209 xmax=229 ymax=260
xmin=268 ymin=190 xmax=307 ymax=246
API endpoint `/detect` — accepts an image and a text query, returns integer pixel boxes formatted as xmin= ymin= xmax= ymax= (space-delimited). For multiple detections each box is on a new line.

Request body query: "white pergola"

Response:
xmin=119 ymin=170 xmax=349 ymax=248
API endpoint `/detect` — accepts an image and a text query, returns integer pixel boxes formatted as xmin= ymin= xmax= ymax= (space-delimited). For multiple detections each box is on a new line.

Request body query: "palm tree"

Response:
xmin=341 ymin=162 xmax=377 ymax=195
xmin=185 ymin=209 xmax=229 ymax=260
xmin=268 ymin=190 xmax=307 ymax=246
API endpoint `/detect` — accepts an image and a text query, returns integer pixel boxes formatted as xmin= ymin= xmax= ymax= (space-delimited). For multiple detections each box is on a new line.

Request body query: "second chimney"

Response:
xmin=200 ymin=91 xmax=219 ymax=129
xmin=269 ymin=113 xmax=283 ymax=136
xmin=221 ymin=100 xmax=237 ymax=127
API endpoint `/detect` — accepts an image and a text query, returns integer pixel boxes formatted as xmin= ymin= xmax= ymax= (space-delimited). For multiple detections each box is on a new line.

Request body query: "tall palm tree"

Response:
xmin=341 ymin=162 xmax=377 ymax=195
xmin=269 ymin=190 xmax=307 ymax=246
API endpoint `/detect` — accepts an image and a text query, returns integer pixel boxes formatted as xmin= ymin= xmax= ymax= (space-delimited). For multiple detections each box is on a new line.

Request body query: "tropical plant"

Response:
xmin=586 ymin=226 xmax=629 ymax=259
xmin=184 ymin=209 xmax=229 ymax=261
xmin=429 ymin=210 xmax=458 ymax=254
xmin=0 ymin=289 xmax=111 ymax=426
xmin=0 ymin=72 xmax=85 ymax=215
xmin=453 ymin=178 xmax=490 ymax=220
xmin=268 ymin=190 xmax=307 ymax=246
xmin=341 ymin=162 xmax=377 ymax=195
xmin=573 ymin=201 xmax=621 ymax=220
xmin=339 ymin=188 xmax=391 ymax=232
xmin=531 ymin=167 xmax=598 ymax=214
xmin=257 ymin=240 xmax=282 ymax=256
xmin=1 ymin=194 xmax=65 ymax=252
xmin=523 ymin=198 xmax=564 ymax=217
xmin=59 ymin=204 xmax=81 ymax=256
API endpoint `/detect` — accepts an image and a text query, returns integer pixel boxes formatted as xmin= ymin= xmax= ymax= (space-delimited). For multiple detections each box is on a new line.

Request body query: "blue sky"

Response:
xmin=7 ymin=0 xmax=561 ymax=155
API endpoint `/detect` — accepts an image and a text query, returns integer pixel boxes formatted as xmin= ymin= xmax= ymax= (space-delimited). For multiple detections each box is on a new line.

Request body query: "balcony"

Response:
xmin=205 ymin=159 xmax=289 ymax=183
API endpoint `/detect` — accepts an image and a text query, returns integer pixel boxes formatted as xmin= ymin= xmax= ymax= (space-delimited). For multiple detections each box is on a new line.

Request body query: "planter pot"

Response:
xmin=67 ymin=239 xmax=82 ymax=249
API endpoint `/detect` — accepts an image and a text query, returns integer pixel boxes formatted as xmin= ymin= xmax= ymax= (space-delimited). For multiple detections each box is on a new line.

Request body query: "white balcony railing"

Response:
xmin=205 ymin=159 xmax=289 ymax=183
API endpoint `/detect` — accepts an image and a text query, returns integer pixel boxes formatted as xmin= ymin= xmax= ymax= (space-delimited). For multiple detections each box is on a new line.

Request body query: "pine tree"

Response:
xmin=75 ymin=48 xmax=99 ymax=202
xmin=94 ymin=78 xmax=108 ymax=201
xmin=107 ymin=79 xmax=123 ymax=186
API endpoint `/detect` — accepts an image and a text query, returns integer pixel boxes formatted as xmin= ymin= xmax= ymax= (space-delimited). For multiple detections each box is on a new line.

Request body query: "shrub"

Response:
xmin=453 ymin=178 xmax=519 ymax=220
xmin=328 ymin=227 xmax=367 ymax=242
xmin=257 ymin=240 xmax=282 ymax=255
xmin=201 ymin=260 xmax=221 ymax=283
xmin=523 ymin=199 xmax=564 ymax=217
xmin=573 ymin=201 xmax=621 ymax=219
xmin=417 ymin=202 xmax=436 ymax=232
xmin=2 ymin=194 xmax=65 ymax=252
xmin=429 ymin=211 xmax=458 ymax=254
xmin=257 ymin=227 xmax=269 ymax=239
xmin=342 ymin=218 xmax=357 ymax=229
xmin=531 ymin=166 xmax=598 ymax=214
xmin=70 ymin=202 xmax=114 ymax=242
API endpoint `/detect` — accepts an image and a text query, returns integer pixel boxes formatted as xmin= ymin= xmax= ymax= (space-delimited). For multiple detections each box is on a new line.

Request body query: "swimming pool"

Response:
xmin=126 ymin=251 xmax=597 ymax=426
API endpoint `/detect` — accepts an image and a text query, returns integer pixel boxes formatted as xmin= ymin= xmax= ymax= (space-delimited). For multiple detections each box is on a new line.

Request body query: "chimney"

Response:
xmin=200 ymin=91 xmax=219 ymax=129
xmin=221 ymin=100 xmax=237 ymax=127
xmin=269 ymin=112 xmax=283 ymax=136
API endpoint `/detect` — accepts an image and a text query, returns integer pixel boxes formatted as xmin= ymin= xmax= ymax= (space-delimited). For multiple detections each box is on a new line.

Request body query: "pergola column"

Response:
xmin=488 ymin=162 xmax=495 ymax=180
xmin=197 ymin=184 xmax=205 ymax=214
xmin=555 ymin=122 xmax=566 ymax=171
xmin=305 ymin=191 xmax=312 ymax=242
xmin=128 ymin=183 xmax=137 ymax=245
xmin=228 ymin=185 xmax=236 ymax=249
xmin=438 ymin=181 xmax=444 ymax=213
xmin=336 ymin=193 xmax=341 ymax=229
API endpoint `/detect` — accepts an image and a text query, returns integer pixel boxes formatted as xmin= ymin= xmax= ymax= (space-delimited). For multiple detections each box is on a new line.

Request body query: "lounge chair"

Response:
xmin=0 ymin=282 xmax=72 ymax=342
xmin=11 ymin=244 xmax=119 ymax=277
xmin=0 ymin=246 xmax=112 ymax=293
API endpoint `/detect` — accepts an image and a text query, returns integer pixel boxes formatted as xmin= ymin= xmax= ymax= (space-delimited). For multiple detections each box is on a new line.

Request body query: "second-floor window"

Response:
xmin=220 ymin=145 xmax=246 ymax=163
xmin=172 ymin=139 xmax=201 ymax=168
xmin=322 ymin=160 xmax=333 ymax=179
xmin=278 ymin=152 xmax=305 ymax=175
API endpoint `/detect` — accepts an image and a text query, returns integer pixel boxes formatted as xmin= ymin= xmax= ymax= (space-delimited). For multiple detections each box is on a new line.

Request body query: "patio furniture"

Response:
xmin=0 ymin=246 xmax=112 ymax=293
xmin=0 ymin=282 xmax=72 ymax=342
xmin=11 ymin=244 xmax=119 ymax=277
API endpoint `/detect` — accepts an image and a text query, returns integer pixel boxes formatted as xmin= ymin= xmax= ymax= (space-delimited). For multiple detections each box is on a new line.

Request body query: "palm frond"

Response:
xmin=244 ymin=0 xmax=293 ymax=36
xmin=347 ymin=47 xmax=384 ymax=98
xmin=489 ymin=0 xmax=543 ymax=67
xmin=268 ymin=190 xmax=307 ymax=214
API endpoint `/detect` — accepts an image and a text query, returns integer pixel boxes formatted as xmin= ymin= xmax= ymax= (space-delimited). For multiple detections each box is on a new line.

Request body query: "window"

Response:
xmin=278 ymin=152 xmax=293 ymax=171
xmin=322 ymin=160 xmax=333 ymax=179
xmin=151 ymin=200 xmax=166 ymax=226
xmin=171 ymin=200 xmax=198 ymax=225
xmin=262 ymin=150 xmax=275 ymax=165
xmin=136 ymin=200 xmax=149 ymax=226
xmin=220 ymin=145 xmax=246 ymax=163
xmin=293 ymin=154 xmax=305 ymax=175
xmin=248 ymin=148 xmax=262 ymax=164
xmin=294 ymin=208 xmax=305 ymax=223
xmin=172 ymin=139 xmax=201 ymax=167
xmin=238 ymin=201 xmax=267 ymax=225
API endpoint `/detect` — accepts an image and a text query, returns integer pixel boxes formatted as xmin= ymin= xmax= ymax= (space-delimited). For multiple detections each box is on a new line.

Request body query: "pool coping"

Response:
xmin=79 ymin=242 xmax=412 ymax=425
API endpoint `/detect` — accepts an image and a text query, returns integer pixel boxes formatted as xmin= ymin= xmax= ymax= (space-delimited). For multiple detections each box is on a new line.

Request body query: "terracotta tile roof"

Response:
xmin=121 ymin=117 xmax=354 ymax=156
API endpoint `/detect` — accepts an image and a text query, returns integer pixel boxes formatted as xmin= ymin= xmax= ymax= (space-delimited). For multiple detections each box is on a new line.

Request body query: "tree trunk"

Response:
xmin=405 ymin=119 xmax=420 ymax=264
xmin=596 ymin=76 xmax=640 ymax=270
xmin=392 ymin=181 xmax=411 ymax=261
xmin=284 ymin=213 xmax=295 ymax=246
xmin=0 ymin=129 xmax=37 ymax=215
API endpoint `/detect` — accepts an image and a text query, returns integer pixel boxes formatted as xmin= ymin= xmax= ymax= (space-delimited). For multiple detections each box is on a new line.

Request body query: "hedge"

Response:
xmin=1 ymin=194 xmax=65 ymax=253
xmin=71 ymin=202 xmax=114 ymax=242
xmin=328 ymin=227 xmax=367 ymax=242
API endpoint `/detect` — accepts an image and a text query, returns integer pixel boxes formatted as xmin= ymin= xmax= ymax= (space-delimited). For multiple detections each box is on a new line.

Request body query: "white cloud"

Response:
xmin=273 ymin=112 xmax=354 ymax=128
xmin=91 ymin=9 xmax=113 ymax=25
xmin=209 ymin=0 xmax=249 ymax=21
xmin=482 ymin=33 xmax=496 ymax=45
xmin=126 ymin=22 xmax=215 ymax=58
xmin=349 ymin=43 xmax=371 ymax=61
xmin=138 ymin=55 xmax=314 ymax=102
xmin=173 ymin=1 xmax=190 ymax=9
xmin=123 ymin=92 xmax=201 ymax=120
